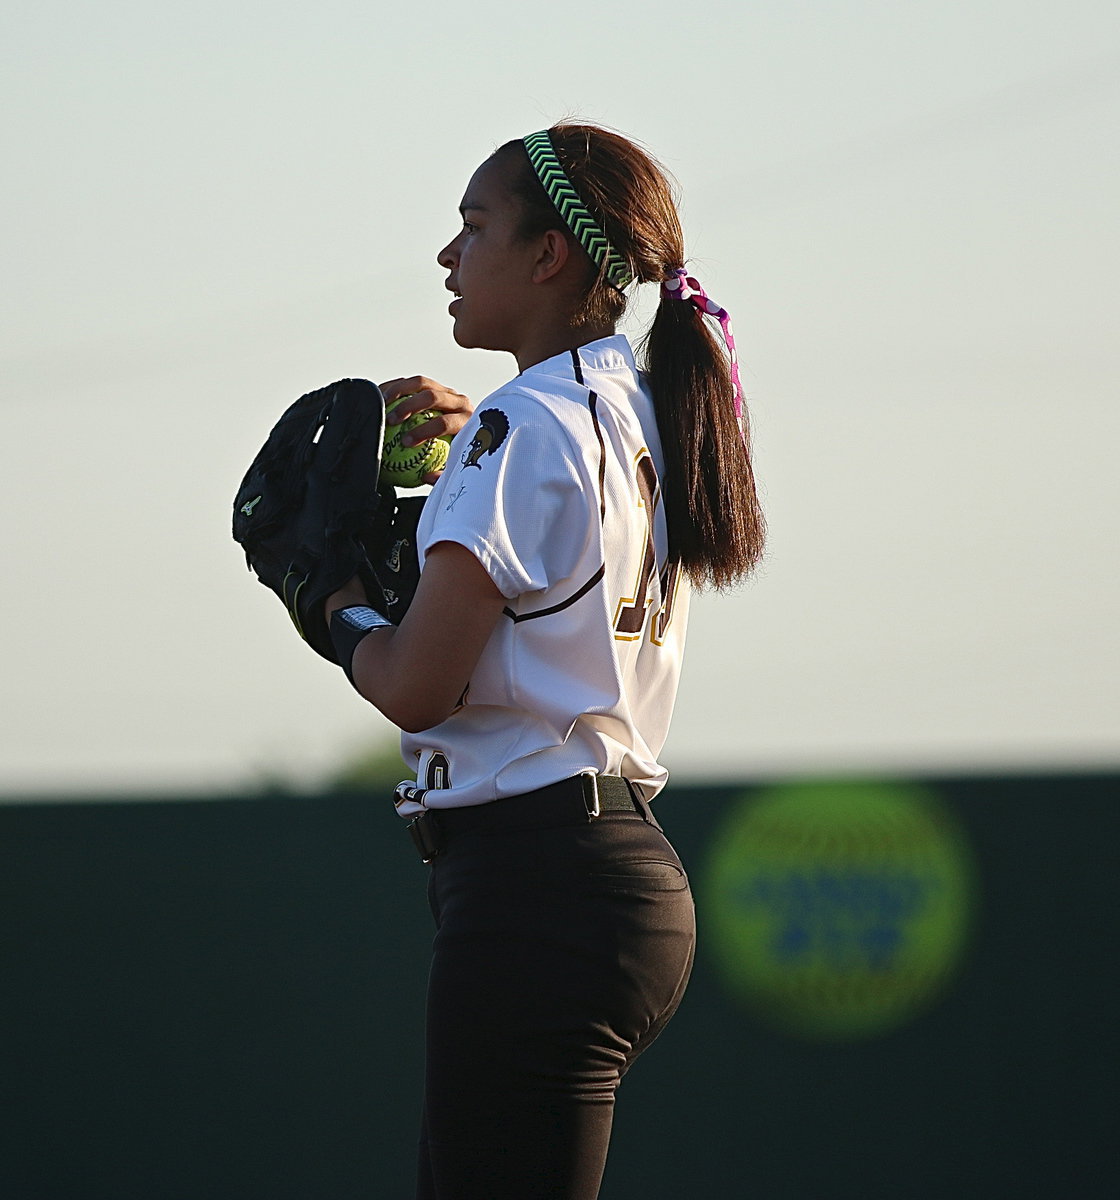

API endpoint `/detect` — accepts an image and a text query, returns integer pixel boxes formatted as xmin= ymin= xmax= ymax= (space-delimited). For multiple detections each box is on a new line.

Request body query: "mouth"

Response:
xmin=447 ymin=285 xmax=462 ymax=315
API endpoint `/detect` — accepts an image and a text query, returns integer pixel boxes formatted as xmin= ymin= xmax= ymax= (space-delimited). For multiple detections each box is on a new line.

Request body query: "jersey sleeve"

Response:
xmin=419 ymin=391 xmax=593 ymax=600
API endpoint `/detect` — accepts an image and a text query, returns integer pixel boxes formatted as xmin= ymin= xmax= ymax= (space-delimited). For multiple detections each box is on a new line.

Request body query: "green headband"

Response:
xmin=522 ymin=130 xmax=635 ymax=290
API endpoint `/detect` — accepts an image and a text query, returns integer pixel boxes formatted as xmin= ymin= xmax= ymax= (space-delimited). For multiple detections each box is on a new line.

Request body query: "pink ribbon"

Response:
xmin=661 ymin=268 xmax=745 ymax=438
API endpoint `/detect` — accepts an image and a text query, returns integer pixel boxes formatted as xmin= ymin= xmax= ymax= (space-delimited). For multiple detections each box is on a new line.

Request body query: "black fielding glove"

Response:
xmin=232 ymin=378 xmax=424 ymax=663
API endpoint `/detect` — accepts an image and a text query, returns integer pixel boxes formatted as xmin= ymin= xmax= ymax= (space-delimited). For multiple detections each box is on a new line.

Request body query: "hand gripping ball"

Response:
xmin=380 ymin=397 xmax=451 ymax=488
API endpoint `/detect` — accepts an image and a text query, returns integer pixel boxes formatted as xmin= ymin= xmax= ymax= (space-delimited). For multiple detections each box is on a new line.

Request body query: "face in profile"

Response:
xmin=436 ymin=155 xmax=542 ymax=354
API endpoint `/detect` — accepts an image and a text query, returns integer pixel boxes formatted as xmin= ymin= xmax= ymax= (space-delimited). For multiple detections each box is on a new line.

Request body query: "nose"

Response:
xmin=437 ymin=234 xmax=459 ymax=270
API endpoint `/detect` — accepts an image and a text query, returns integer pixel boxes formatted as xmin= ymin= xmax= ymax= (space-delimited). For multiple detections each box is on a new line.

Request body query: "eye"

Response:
xmin=462 ymin=220 xmax=478 ymax=235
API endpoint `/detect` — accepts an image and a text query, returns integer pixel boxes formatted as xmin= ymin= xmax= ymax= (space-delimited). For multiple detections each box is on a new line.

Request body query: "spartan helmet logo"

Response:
xmin=462 ymin=408 xmax=510 ymax=469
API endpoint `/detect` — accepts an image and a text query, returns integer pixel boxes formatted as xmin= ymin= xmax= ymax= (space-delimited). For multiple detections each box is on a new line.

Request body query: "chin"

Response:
xmin=451 ymin=324 xmax=506 ymax=354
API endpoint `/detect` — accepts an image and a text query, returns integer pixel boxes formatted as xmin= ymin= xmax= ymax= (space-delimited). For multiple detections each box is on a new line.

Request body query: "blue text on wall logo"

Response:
xmin=703 ymin=780 xmax=975 ymax=1040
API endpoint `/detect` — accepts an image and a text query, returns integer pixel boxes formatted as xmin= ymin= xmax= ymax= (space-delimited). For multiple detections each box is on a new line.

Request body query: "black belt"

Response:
xmin=407 ymin=774 xmax=647 ymax=863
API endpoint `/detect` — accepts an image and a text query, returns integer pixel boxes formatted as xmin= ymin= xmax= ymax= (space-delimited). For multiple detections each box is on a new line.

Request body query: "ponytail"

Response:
xmin=642 ymin=291 xmax=765 ymax=589
xmin=496 ymin=123 xmax=766 ymax=589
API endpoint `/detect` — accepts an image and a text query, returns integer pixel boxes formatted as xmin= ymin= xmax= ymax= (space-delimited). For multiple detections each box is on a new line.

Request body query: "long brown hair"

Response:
xmin=493 ymin=123 xmax=765 ymax=589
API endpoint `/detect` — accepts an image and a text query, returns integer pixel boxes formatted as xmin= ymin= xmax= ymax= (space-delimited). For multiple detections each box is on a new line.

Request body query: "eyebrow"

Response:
xmin=459 ymin=201 xmax=488 ymax=215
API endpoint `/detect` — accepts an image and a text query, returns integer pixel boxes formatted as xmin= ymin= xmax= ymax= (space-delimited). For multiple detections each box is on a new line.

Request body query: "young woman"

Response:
xmin=325 ymin=124 xmax=764 ymax=1200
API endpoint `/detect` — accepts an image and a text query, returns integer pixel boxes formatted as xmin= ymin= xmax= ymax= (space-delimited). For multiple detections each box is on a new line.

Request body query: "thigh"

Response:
xmin=418 ymin=819 xmax=695 ymax=1200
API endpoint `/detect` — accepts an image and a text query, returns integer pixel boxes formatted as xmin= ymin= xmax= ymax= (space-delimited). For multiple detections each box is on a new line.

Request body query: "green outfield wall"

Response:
xmin=1 ymin=773 xmax=1115 ymax=1199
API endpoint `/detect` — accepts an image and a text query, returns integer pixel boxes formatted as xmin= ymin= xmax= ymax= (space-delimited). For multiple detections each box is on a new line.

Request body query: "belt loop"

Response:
xmin=625 ymin=779 xmax=661 ymax=830
xmin=579 ymin=771 xmax=600 ymax=819
xmin=408 ymin=812 xmax=441 ymax=863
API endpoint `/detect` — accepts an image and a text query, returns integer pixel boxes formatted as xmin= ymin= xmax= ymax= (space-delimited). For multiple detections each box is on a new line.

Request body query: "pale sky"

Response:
xmin=2 ymin=1 xmax=1117 ymax=796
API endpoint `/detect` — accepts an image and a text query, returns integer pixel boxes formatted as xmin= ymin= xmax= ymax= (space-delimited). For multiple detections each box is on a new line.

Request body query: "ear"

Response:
xmin=529 ymin=229 xmax=571 ymax=284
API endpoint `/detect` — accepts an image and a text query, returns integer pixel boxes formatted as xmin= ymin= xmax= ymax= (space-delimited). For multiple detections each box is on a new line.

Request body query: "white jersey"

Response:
xmin=397 ymin=335 xmax=691 ymax=815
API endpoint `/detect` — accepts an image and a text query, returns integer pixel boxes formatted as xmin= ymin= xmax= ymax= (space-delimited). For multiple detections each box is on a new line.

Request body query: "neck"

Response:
xmin=514 ymin=320 xmax=617 ymax=373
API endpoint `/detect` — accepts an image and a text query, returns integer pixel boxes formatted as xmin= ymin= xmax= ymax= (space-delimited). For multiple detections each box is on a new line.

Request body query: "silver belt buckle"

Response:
xmin=579 ymin=772 xmax=600 ymax=818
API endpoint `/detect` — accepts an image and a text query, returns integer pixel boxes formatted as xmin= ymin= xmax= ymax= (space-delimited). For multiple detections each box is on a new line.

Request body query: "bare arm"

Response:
xmin=325 ymin=541 xmax=507 ymax=733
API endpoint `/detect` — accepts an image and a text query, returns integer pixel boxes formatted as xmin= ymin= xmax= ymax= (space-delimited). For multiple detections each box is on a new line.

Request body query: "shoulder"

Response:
xmin=463 ymin=376 xmax=593 ymax=466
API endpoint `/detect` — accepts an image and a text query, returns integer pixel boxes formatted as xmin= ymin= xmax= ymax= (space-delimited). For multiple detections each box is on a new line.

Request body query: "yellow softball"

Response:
xmin=381 ymin=397 xmax=451 ymax=488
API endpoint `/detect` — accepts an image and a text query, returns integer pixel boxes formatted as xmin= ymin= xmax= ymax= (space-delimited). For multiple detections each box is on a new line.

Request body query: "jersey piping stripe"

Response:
xmin=587 ymin=394 xmax=607 ymax=522
xmin=501 ymin=347 xmax=608 ymax=625
xmin=502 ymin=564 xmax=606 ymax=623
xmin=571 ymin=349 xmax=607 ymax=524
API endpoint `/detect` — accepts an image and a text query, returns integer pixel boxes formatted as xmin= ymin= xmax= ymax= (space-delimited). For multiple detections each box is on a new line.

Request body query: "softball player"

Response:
xmin=326 ymin=124 xmax=764 ymax=1200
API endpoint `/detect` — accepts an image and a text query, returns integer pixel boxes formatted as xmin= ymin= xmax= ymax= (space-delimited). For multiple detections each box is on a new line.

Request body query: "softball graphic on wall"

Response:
xmin=703 ymin=780 xmax=975 ymax=1040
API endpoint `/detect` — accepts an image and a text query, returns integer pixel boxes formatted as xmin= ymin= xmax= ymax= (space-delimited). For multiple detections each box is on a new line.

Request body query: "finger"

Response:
xmin=421 ymin=468 xmax=445 ymax=485
xmin=440 ymin=407 xmax=472 ymax=435
xmin=383 ymin=380 xmax=443 ymax=424
xmin=389 ymin=387 xmax=465 ymax=426
xmin=398 ymin=414 xmax=446 ymax=445
xmin=381 ymin=375 xmax=442 ymax=402
xmin=428 ymin=386 xmax=471 ymax=414
xmin=386 ymin=389 xmax=434 ymax=424
xmin=410 ymin=409 xmax=472 ymax=442
xmin=402 ymin=404 xmax=477 ymax=444
xmin=379 ymin=377 xmax=422 ymax=408
xmin=379 ymin=377 xmax=405 ymax=402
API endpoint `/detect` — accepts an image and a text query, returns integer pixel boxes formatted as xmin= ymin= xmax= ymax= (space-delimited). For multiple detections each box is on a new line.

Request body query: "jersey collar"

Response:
xmin=521 ymin=334 xmax=637 ymax=382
